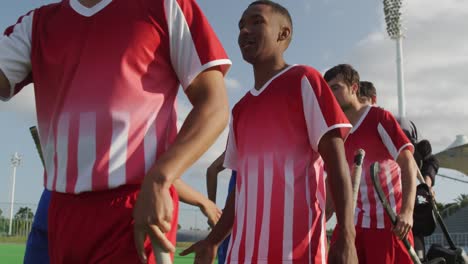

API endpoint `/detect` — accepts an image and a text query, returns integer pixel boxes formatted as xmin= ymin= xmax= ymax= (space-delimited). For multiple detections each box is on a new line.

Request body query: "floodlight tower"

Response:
xmin=384 ymin=0 xmax=406 ymax=118
xmin=8 ymin=152 xmax=22 ymax=236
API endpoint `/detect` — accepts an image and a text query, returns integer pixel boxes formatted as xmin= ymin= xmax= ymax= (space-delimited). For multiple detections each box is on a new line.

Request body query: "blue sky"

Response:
xmin=0 ymin=0 xmax=467 ymax=229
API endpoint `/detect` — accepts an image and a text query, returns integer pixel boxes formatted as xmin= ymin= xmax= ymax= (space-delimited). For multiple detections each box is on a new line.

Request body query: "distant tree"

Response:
xmin=178 ymin=224 xmax=181 ymax=230
xmin=0 ymin=208 xmax=3 ymax=218
xmin=14 ymin=207 xmax=34 ymax=220
xmin=455 ymin=194 xmax=468 ymax=207
xmin=436 ymin=202 xmax=445 ymax=212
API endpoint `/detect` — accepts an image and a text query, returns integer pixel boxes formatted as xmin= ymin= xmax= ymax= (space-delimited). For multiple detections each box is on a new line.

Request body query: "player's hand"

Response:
xmin=328 ymin=227 xmax=357 ymax=264
xmin=180 ymin=239 xmax=218 ymax=264
xmin=133 ymin=174 xmax=175 ymax=263
xmin=393 ymin=211 xmax=413 ymax=240
xmin=200 ymin=200 xmax=222 ymax=227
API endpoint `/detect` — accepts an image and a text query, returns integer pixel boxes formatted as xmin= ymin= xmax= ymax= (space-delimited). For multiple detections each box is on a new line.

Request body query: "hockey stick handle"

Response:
xmin=29 ymin=126 xmax=45 ymax=167
xmin=152 ymin=241 xmax=172 ymax=264
xmin=351 ymin=149 xmax=365 ymax=210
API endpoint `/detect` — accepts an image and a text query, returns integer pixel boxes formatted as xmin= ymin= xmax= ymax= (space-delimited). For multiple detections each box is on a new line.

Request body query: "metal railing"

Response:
xmin=425 ymin=233 xmax=468 ymax=247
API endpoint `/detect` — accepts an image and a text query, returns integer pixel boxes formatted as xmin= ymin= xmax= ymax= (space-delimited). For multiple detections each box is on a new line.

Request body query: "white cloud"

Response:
xmin=225 ymin=77 xmax=242 ymax=90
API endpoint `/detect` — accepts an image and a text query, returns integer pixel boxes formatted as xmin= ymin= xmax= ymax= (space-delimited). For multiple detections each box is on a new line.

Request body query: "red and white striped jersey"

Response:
xmin=224 ymin=65 xmax=351 ymax=264
xmin=345 ymin=105 xmax=413 ymax=229
xmin=0 ymin=0 xmax=231 ymax=193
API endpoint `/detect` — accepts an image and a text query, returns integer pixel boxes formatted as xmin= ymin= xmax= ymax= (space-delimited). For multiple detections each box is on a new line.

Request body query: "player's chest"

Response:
xmin=32 ymin=4 xmax=168 ymax=69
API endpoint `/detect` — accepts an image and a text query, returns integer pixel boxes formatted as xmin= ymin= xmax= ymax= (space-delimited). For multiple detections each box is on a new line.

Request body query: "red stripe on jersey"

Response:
xmin=292 ymin=159 xmax=311 ymax=262
xmin=93 ymin=116 xmax=111 ymax=190
xmin=125 ymin=117 xmax=147 ymax=185
xmin=268 ymin=158 xmax=285 ymax=261
xmin=251 ymin=157 xmax=265 ymax=261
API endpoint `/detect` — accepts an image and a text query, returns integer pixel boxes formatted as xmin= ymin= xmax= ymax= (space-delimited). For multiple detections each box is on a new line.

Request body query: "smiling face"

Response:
xmin=237 ymin=4 xmax=290 ymax=64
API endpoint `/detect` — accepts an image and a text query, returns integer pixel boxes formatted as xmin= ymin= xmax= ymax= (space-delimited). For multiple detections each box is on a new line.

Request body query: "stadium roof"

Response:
xmin=435 ymin=135 xmax=468 ymax=176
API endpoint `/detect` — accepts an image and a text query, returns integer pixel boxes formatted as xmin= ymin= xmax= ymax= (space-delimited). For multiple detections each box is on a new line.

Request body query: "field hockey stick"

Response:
xmin=352 ymin=149 xmax=365 ymax=210
xmin=29 ymin=126 xmax=45 ymax=167
xmin=152 ymin=241 xmax=172 ymax=264
xmin=370 ymin=162 xmax=422 ymax=264
xmin=415 ymin=165 xmax=461 ymax=252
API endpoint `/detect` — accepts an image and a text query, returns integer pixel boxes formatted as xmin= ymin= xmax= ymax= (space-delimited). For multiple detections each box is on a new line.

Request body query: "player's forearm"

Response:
xmin=174 ymin=179 xmax=208 ymax=208
xmin=318 ymin=131 xmax=355 ymax=234
xmin=146 ymin=70 xmax=229 ymax=186
xmin=206 ymin=190 xmax=235 ymax=245
xmin=206 ymin=153 xmax=226 ymax=203
xmin=397 ymin=151 xmax=417 ymax=214
xmin=0 ymin=69 xmax=11 ymax=98
xmin=206 ymin=169 xmax=218 ymax=203
xmin=325 ymin=180 xmax=335 ymax=222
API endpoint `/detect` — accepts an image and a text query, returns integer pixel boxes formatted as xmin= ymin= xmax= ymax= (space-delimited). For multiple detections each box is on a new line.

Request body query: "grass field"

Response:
xmin=0 ymin=243 xmax=202 ymax=264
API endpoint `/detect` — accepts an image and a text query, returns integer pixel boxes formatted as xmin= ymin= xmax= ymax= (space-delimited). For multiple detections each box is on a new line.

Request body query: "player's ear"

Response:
xmin=278 ymin=25 xmax=291 ymax=42
xmin=351 ymin=83 xmax=359 ymax=95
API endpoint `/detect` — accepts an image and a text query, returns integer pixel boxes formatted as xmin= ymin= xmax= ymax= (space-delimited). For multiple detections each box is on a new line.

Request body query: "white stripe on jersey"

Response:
xmin=164 ymin=0 xmax=201 ymax=90
xmin=314 ymin=161 xmax=326 ymax=264
xmin=144 ymin=112 xmax=158 ymax=174
xmin=244 ymin=157 xmax=258 ymax=261
xmin=230 ymin=159 xmax=247 ymax=261
xmin=360 ymin=171 xmax=371 ymax=228
xmin=283 ymin=158 xmax=294 ymax=262
xmin=378 ymin=123 xmax=398 ymax=160
xmin=258 ymin=153 xmax=273 ymax=260
xmin=384 ymin=162 xmax=398 ymax=213
xmin=374 ymin=182 xmax=385 ymax=229
xmin=320 ymin=215 xmax=326 ymax=264
xmin=301 ymin=77 xmax=328 ymax=152
xmin=44 ymin=131 xmax=55 ymax=190
xmin=108 ymin=112 xmax=130 ymax=189
xmin=75 ymin=112 xmax=96 ymax=193
xmin=55 ymin=113 xmax=70 ymax=193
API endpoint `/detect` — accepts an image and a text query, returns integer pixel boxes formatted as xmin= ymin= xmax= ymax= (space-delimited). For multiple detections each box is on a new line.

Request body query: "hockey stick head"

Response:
xmin=354 ymin=149 xmax=365 ymax=166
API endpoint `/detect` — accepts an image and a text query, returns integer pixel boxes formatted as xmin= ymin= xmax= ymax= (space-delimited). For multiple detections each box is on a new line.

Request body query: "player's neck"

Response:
xmin=344 ymin=101 xmax=368 ymax=126
xmin=78 ymin=0 xmax=103 ymax=8
xmin=252 ymin=57 xmax=288 ymax=90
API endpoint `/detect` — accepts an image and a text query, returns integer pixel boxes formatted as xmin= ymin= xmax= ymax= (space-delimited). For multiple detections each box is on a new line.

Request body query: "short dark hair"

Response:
xmin=324 ymin=64 xmax=360 ymax=95
xmin=359 ymin=81 xmax=376 ymax=99
xmin=249 ymin=1 xmax=293 ymax=36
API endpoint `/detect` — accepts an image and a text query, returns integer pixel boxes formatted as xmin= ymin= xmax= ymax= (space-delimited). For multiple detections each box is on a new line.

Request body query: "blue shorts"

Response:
xmin=24 ymin=189 xmax=51 ymax=264
xmin=217 ymin=171 xmax=236 ymax=264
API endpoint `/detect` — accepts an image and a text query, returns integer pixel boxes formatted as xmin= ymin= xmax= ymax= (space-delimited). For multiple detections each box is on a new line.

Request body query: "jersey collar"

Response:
xmin=249 ymin=64 xmax=297 ymax=96
xmin=69 ymin=0 xmax=113 ymax=17
xmin=350 ymin=104 xmax=372 ymax=133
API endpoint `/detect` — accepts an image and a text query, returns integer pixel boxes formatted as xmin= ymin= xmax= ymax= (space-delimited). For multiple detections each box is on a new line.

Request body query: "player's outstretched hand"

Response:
xmin=328 ymin=230 xmax=358 ymax=264
xmin=133 ymin=174 xmax=175 ymax=263
xmin=200 ymin=200 xmax=222 ymax=227
xmin=180 ymin=240 xmax=218 ymax=264
xmin=393 ymin=211 xmax=413 ymax=240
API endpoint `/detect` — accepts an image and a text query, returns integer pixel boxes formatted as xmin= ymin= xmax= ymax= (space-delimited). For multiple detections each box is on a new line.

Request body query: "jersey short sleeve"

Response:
xmin=301 ymin=69 xmax=352 ymax=152
xmin=377 ymin=109 xmax=414 ymax=160
xmin=223 ymin=118 xmax=238 ymax=170
xmin=0 ymin=11 xmax=33 ymax=101
xmin=164 ymin=0 xmax=231 ymax=90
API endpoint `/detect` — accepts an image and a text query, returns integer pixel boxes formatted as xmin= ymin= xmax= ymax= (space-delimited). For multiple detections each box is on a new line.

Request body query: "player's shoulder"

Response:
xmin=287 ymin=64 xmax=322 ymax=79
xmin=36 ymin=1 xmax=63 ymax=13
